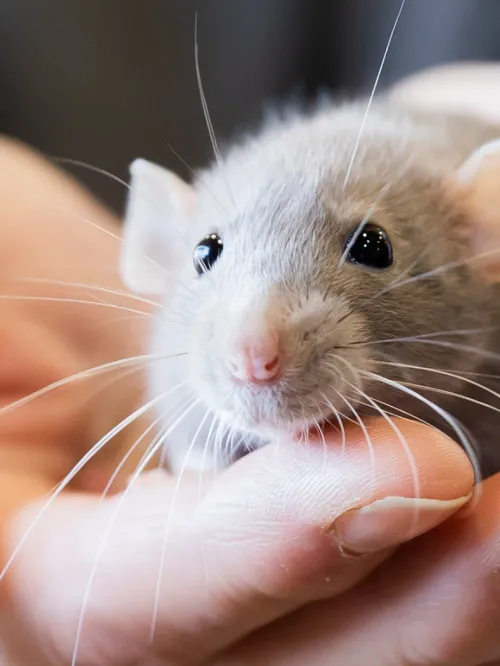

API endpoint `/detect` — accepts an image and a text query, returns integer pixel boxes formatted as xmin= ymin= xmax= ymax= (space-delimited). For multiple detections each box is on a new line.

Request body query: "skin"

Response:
xmin=0 ymin=63 xmax=499 ymax=665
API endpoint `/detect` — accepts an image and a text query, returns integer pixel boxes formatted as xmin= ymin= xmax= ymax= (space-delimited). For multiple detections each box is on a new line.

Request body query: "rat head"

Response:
xmin=120 ymin=103 xmax=500 ymax=444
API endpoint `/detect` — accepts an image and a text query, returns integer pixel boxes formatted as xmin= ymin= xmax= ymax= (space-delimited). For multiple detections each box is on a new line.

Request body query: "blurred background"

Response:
xmin=0 ymin=0 xmax=499 ymax=213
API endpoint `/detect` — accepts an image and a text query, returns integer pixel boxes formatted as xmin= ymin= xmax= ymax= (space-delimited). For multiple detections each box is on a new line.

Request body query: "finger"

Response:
xmin=125 ymin=418 xmax=472 ymax=662
xmin=219 ymin=472 xmax=500 ymax=666
xmin=9 ymin=419 xmax=473 ymax=666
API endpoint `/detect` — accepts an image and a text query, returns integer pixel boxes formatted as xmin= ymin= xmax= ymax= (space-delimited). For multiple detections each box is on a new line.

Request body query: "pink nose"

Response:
xmin=228 ymin=337 xmax=282 ymax=384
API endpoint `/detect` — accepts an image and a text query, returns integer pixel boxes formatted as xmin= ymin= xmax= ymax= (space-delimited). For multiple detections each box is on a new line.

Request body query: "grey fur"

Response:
xmin=149 ymin=97 xmax=500 ymax=476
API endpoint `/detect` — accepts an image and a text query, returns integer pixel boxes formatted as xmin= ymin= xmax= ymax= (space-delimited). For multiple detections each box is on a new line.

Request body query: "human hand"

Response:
xmin=216 ymin=457 xmax=500 ymax=666
xmin=3 ymin=418 xmax=473 ymax=666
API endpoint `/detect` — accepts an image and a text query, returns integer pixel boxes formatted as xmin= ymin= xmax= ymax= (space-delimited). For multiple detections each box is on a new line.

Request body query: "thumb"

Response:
xmin=9 ymin=418 xmax=472 ymax=666
xmin=144 ymin=418 xmax=473 ymax=662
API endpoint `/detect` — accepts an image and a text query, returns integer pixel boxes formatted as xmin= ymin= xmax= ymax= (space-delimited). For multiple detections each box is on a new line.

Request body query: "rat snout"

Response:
xmin=226 ymin=316 xmax=282 ymax=385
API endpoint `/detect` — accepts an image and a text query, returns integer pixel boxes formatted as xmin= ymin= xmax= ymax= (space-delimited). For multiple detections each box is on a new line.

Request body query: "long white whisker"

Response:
xmin=70 ymin=418 xmax=168 ymax=666
xmin=0 ymin=380 xmax=189 ymax=585
xmin=0 ymin=294 xmax=153 ymax=317
xmin=149 ymin=400 xmax=209 ymax=642
xmin=16 ymin=277 xmax=162 ymax=309
xmin=361 ymin=395 xmax=435 ymax=430
xmin=157 ymin=391 xmax=199 ymax=468
xmin=377 ymin=359 xmax=500 ymax=404
xmin=311 ymin=415 xmax=328 ymax=466
xmin=194 ymin=13 xmax=222 ymax=168
xmin=0 ymin=352 xmax=181 ymax=416
xmin=400 ymin=380 xmax=500 ymax=418
xmin=196 ymin=410 xmax=219 ymax=607
xmin=334 ymin=389 xmax=377 ymax=495
xmin=319 ymin=390 xmax=347 ymax=455
xmin=380 ymin=245 xmax=500 ymax=297
xmin=53 ymin=157 xmax=131 ymax=190
xmin=71 ymin=396 xmax=200 ymax=666
xmin=167 ymin=142 xmax=229 ymax=215
xmin=389 ymin=338 xmax=500 ymax=362
xmin=198 ymin=412 xmax=219 ymax=500
xmin=100 ymin=416 xmax=166 ymax=500
xmin=194 ymin=12 xmax=236 ymax=212
xmin=342 ymin=0 xmax=406 ymax=189
xmin=212 ymin=417 xmax=227 ymax=471
xmin=381 ymin=245 xmax=431 ymax=294
xmin=51 ymin=157 xmax=188 ymax=264
xmin=25 ymin=192 xmax=123 ymax=243
xmin=348 ymin=382 xmax=421 ymax=533
xmin=359 ymin=327 xmax=496 ymax=346
xmin=364 ymin=371 xmax=482 ymax=486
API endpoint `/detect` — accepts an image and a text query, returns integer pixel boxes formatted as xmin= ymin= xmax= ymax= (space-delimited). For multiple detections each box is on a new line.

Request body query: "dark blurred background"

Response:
xmin=0 ymin=0 xmax=499 ymax=213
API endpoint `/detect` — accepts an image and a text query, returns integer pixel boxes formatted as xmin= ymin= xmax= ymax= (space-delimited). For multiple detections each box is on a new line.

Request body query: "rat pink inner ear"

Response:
xmin=120 ymin=158 xmax=198 ymax=295
xmin=453 ymin=139 xmax=500 ymax=284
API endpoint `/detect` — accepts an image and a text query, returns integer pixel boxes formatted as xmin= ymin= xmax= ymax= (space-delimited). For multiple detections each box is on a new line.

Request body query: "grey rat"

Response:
xmin=120 ymin=94 xmax=500 ymax=478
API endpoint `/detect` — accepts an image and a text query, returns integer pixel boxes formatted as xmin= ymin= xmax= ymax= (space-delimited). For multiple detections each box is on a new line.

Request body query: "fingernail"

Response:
xmin=332 ymin=495 xmax=471 ymax=555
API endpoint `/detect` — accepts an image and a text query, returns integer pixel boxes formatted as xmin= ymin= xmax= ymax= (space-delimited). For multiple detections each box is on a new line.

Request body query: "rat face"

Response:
xmin=123 ymin=99 xmax=500 ymax=464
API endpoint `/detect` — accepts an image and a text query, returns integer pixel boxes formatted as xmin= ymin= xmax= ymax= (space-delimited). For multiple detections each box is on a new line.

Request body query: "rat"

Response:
xmin=119 ymin=93 xmax=500 ymax=479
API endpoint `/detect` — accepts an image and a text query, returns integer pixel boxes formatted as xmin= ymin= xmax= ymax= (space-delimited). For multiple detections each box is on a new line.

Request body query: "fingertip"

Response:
xmin=310 ymin=416 xmax=475 ymax=502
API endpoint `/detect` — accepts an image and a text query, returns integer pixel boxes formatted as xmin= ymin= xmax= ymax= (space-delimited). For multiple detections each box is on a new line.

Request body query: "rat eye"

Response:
xmin=193 ymin=233 xmax=223 ymax=275
xmin=345 ymin=223 xmax=393 ymax=269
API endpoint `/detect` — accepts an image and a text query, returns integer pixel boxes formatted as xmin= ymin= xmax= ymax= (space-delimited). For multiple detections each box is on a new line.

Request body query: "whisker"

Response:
xmin=349 ymin=382 xmax=421 ymax=533
xmin=356 ymin=327 xmax=496 ymax=347
xmin=101 ymin=414 xmax=166 ymax=500
xmin=198 ymin=412 xmax=219 ymax=500
xmin=167 ymin=142 xmax=229 ymax=215
xmin=380 ymin=245 xmax=500 ymax=297
xmin=90 ymin=313 xmax=183 ymax=333
xmin=0 ymin=294 xmax=154 ymax=317
xmin=333 ymin=389 xmax=377 ymax=495
xmin=26 ymin=192 xmax=123 ymax=244
xmin=381 ymin=245 xmax=431 ymax=295
xmin=360 ymin=395 xmax=435 ymax=430
xmin=212 ymin=417 xmax=227 ymax=471
xmin=363 ymin=370 xmax=482 ymax=487
xmin=0 ymin=379 xmax=189 ymax=586
xmin=15 ymin=276 xmax=162 ymax=309
xmin=70 ymin=414 xmax=168 ymax=666
xmin=311 ymin=415 xmax=328 ymax=466
xmin=0 ymin=352 xmax=184 ymax=416
xmin=53 ymin=157 xmax=132 ymax=190
xmin=149 ymin=399 xmax=208 ymax=642
xmin=342 ymin=0 xmax=406 ymax=189
xmin=51 ymin=157 xmax=191 ymax=263
xmin=376 ymin=359 xmax=500 ymax=404
xmin=194 ymin=12 xmax=235 ymax=209
xmin=194 ymin=13 xmax=222 ymax=168
xmin=400 ymin=380 xmax=500 ymax=418
xmin=158 ymin=392 xmax=198 ymax=468
xmin=71 ymin=395 xmax=200 ymax=666
xmin=319 ymin=390 xmax=346 ymax=455
xmin=343 ymin=336 xmax=500 ymax=368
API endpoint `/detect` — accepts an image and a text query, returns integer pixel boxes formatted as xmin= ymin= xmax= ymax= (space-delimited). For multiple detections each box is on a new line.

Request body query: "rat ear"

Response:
xmin=120 ymin=158 xmax=197 ymax=294
xmin=455 ymin=139 xmax=500 ymax=282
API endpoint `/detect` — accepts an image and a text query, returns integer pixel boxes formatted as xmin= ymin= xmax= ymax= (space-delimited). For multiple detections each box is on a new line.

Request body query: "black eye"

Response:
xmin=345 ymin=223 xmax=393 ymax=269
xmin=193 ymin=233 xmax=223 ymax=275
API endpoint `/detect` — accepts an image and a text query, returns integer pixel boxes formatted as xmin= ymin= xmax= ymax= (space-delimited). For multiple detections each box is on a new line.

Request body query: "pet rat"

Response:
xmin=120 ymin=94 xmax=500 ymax=478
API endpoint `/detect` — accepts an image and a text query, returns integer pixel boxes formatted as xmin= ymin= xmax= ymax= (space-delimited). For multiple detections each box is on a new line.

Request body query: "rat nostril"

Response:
xmin=228 ymin=340 xmax=282 ymax=384
xmin=264 ymin=356 xmax=279 ymax=373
